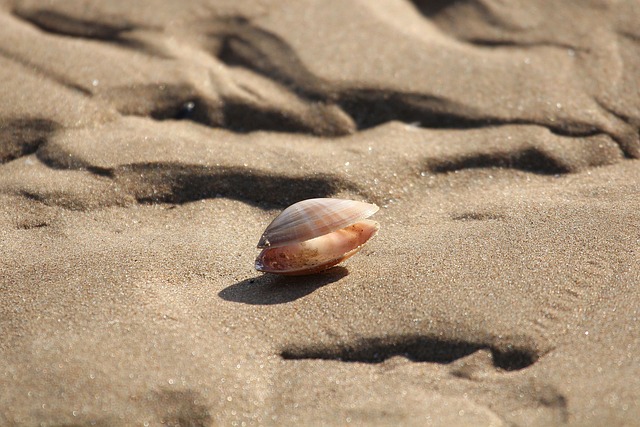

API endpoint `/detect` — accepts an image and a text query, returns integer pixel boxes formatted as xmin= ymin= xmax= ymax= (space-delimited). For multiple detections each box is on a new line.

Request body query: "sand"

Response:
xmin=0 ymin=0 xmax=639 ymax=426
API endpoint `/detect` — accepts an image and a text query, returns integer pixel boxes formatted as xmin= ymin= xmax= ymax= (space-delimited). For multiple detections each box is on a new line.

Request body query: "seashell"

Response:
xmin=255 ymin=198 xmax=379 ymax=275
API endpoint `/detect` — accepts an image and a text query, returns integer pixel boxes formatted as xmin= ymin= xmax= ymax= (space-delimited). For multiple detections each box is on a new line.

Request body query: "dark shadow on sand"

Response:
xmin=219 ymin=267 xmax=348 ymax=305
xmin=281 ymin=334 xmax=539 ymax=371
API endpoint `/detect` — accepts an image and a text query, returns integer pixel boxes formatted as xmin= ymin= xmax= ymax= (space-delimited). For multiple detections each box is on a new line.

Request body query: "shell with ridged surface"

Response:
xmin=257 ymin=198 xmax=379 ymax=248
xmin=255 ymin=198 xmax=380 ymax=275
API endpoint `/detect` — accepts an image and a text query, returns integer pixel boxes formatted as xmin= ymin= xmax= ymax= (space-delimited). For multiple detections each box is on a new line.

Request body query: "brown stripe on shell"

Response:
xmin=255 ymin=219 xmax=379 ymax=275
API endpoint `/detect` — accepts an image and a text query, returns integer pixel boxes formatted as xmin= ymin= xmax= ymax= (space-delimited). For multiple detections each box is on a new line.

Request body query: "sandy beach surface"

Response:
xmin=1 ymin=1 xmax=639 ymax=425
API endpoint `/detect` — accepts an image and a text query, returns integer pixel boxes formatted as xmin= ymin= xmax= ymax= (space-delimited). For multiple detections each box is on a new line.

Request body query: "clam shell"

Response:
xmin=257 ymin=198 xmax=379 ymax=248
xmin=255 ymin=219 xmax=379 ymax=275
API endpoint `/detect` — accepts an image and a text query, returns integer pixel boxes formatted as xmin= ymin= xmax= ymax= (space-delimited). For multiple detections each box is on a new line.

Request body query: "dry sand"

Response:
xmin=0 ymin=0 xmax=639 ymax=425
